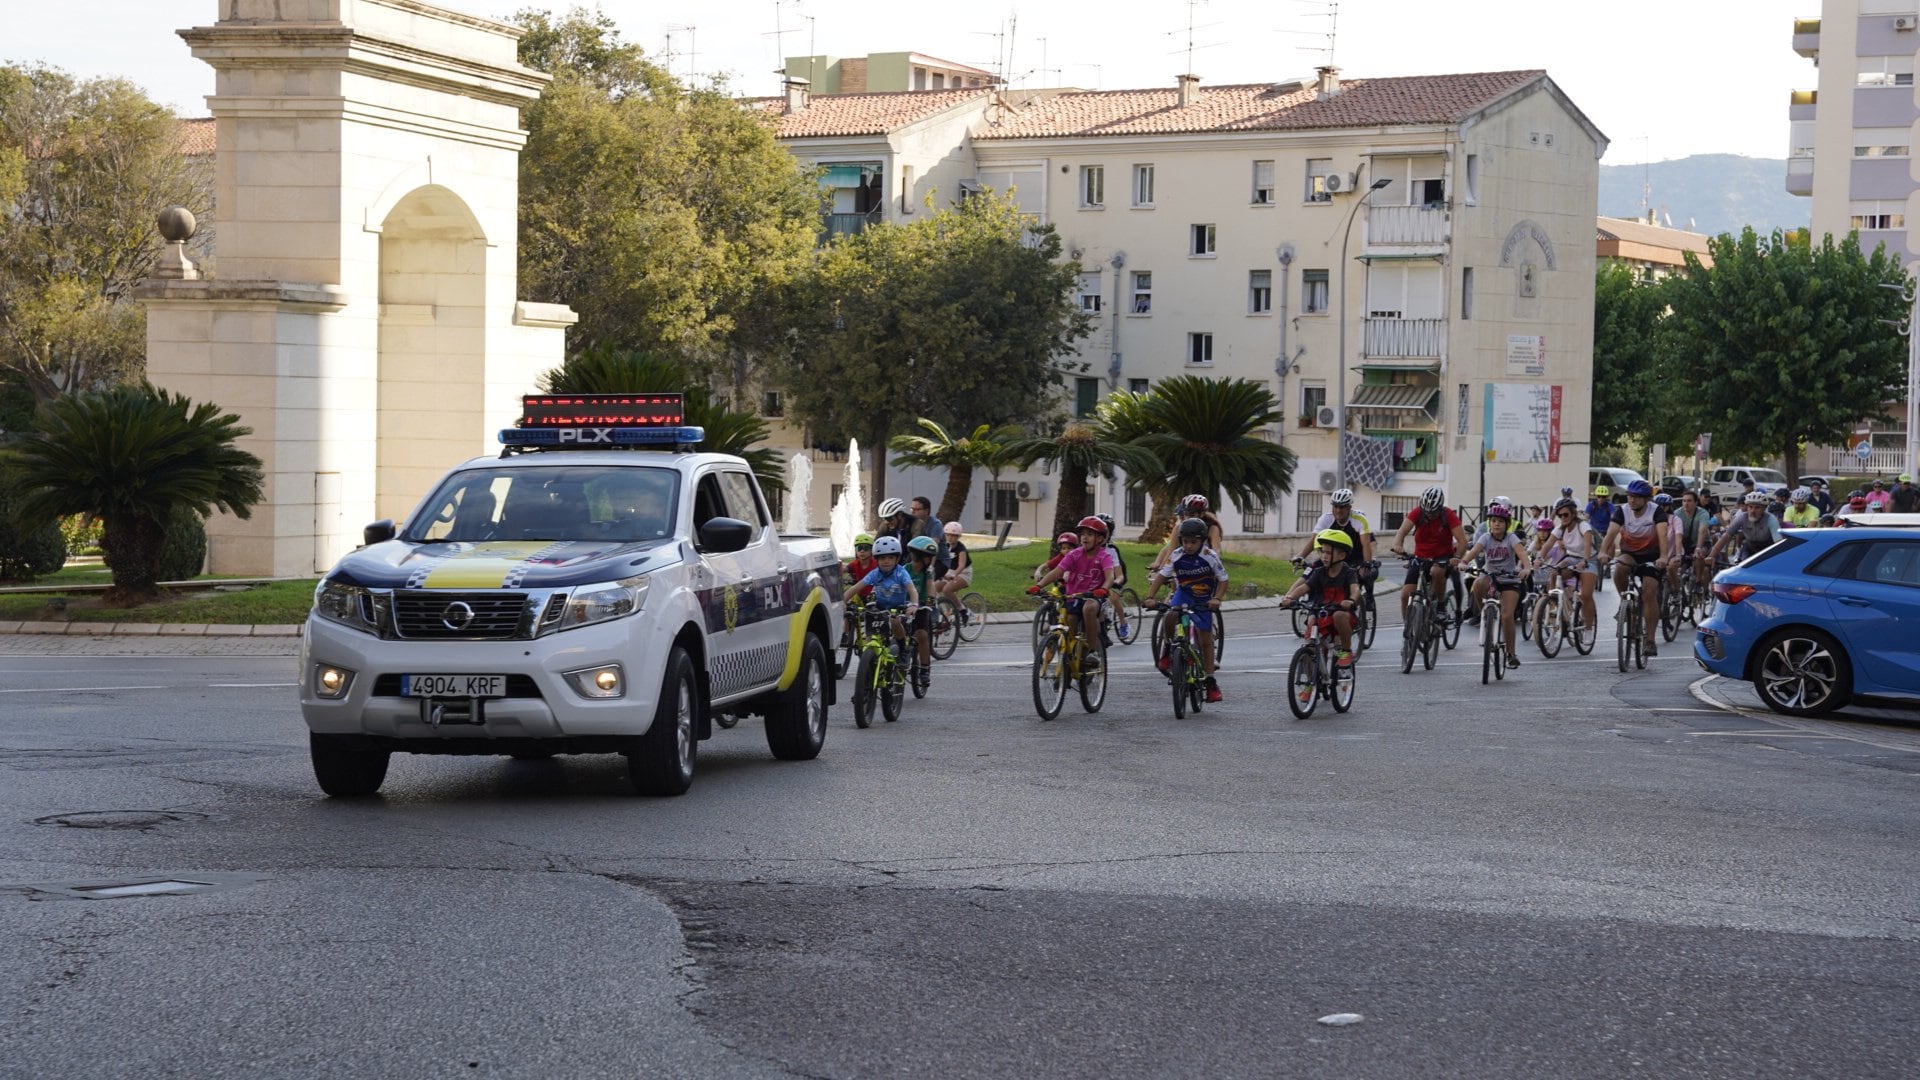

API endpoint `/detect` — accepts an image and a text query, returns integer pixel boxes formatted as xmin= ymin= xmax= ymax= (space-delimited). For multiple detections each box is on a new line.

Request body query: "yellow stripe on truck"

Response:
xmin=776 ymin=586 xmax=824 ymax=691
xmin=418 ymin=542 xmax=550 ymax=589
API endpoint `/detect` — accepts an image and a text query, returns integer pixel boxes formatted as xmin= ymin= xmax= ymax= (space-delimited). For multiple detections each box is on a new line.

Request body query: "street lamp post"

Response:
xmin=1334 ymin=177 xmax=1392 ymax=493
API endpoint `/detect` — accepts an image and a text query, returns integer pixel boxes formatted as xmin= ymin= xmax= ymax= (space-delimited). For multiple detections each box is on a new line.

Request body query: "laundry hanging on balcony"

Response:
xmin=1342 ymin=431 xmax=1397 ymax=491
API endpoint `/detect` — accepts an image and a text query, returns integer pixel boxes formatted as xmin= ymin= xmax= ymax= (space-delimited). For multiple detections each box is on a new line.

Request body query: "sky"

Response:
xmin=12 ymin=0 xmax=1813 ymax=166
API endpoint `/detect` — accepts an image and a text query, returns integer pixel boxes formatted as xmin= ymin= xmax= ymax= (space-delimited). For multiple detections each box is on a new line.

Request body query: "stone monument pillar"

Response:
xmin=139 ymin=0 xmax=575 ymax=576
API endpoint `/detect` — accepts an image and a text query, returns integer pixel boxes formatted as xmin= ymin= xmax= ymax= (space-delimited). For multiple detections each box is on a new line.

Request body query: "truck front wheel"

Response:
xmin=628 ymin=647 xmax=699 ymax=795
xmin=765 ymin=634 xmax=828 ymax=761
xmin=310 ymin=733 xmax=389 ymax=797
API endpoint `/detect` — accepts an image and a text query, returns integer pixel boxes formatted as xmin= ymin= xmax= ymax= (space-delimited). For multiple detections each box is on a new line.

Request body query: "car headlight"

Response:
xmin=313 ymin=579 xmax=379 ymax=635
xmin=556 ymin=574 xmax=650 ymax=632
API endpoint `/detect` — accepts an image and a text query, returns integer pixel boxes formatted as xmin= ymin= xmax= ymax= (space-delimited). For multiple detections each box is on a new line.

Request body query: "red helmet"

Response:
xmin=1076 ymin=515 xmax=1109 ymax=536
xmin=1179 ymin=493 xmax=1209 ymax=514
xmin=1056 ymin=532 xmax=1078 ymax=545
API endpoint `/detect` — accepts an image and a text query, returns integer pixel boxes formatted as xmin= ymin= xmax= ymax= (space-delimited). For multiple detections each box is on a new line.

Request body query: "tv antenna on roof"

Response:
xmin=1166 ymin=0 xmax=1225 ymax=71
xmin=1279 ymin=0 xmax=1340 ymax=69
xmin=663 ymin=25 xmax=698 ymax=86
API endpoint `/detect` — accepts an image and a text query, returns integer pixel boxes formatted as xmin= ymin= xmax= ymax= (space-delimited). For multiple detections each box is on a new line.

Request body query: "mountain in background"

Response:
xmin=1598 ymin=154 xmax=1807 ymax=239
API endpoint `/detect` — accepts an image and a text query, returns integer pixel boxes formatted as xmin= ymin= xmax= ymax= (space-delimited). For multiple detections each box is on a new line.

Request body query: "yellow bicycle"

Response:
xmin=1031 ymin=589 xmax=1108 ymax=720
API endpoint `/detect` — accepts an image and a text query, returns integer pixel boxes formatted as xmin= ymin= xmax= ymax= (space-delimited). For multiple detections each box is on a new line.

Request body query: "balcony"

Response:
xmin=1366 ymin=204 xmax=1449 ymax=247
xmin=822 ymin=208 xmax=883 ymax=238
xmin=1789 ymin=88 xmax=1816 ymax=122
xmin=1786 ymin=154 xmax=1813 ymax=196
xmin=1793 ymin=18 xmax=1819 ymax=59
xmin=1361 ymin=317 xmax=1447 ymax=361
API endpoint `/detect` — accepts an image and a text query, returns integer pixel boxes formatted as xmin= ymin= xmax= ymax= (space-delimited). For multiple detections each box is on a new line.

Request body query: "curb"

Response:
xmin=0 ymin=621 xmax=300 ymax=638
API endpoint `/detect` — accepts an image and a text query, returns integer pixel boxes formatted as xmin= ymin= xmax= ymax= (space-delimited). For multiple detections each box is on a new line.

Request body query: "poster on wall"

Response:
xmin=1505 ymin=334 xmax=1546 ymax=376
xmin=1482 ymin=383 xmax=1561 ymax=463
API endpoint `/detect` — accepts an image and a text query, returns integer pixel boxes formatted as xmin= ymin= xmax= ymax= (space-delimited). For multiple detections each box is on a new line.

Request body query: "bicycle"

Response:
xmin=929 ymin=596 xmax=961 ymax=661
xmin=1152 ymin=598 xmax=1225 ymax=663
xmin=1396 ymin=555 xmax=1445 ymax=674
xmin=1657 ymin=572 xmax=1684 ymax=643
xmin=954 ymin=590 xmax=988 ymax=643
xmin=1030 ymin=585 xmax=1064 ymax=654
xmin=1147 ymin=601 xmax=1210 ymax=718
xmin=1289 ymin=556 xmax=1375 ymax=652
xmin=1032 ymin=591 xmax=1108 ymax=720
xmin=1611 ymin=558 xmax=1650 ymax=673
xmin=1473 ymin=575 xmax=1519 ymax=685
xmin=1279 ymin=600 xmax=1356 ymax=718
xmin=847 ymin=600 xmax=909 ymax=728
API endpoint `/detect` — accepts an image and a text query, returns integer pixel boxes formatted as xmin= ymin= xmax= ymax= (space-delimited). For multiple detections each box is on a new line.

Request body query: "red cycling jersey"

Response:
xmin=1405 ymin=506 xmax=1461 ymax=560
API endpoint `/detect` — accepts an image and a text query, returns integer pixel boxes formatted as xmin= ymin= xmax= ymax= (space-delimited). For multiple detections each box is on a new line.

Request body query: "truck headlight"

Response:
xmin=556 ymin=574 xmax=649 ymax=632
xmin=313 ymin=579 xmax=379 ymax=635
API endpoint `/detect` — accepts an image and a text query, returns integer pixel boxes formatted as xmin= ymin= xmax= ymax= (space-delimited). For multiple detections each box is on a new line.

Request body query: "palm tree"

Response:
xmin=1000 ymin=419 xmax=1159 ymax=539
xmin=2 ymin=385 xmax=264 ymax=602
xmin=887 ymin=418 xmax=1022 ymax=525
xmin=1133 ymin=375 xmax=1296 ymax=521
xmin=1092 ymin=390 xmax=1179 ymax=544
xmin=539 ymin=346 xmax=785 ymax=496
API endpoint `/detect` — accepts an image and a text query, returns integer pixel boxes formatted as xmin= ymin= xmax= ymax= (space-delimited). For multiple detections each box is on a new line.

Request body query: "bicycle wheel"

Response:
xmin=1213 ymin=609 xmax=1227 ymax=663
xmin=1659 ymin=583 xmax=1681 ymax=642
xmin=1615 ymin=604 xmax=1629 ymax=673
xmin=836 ymin=626 xmax=857 ymax=681
xmin=1571 ymin=601 xmax=1595 ymax=655
xmin=1079 ymin=634 xmax=1107 ymax=712
xmin=1440 ymin=590 xmax=1462 ymax=650
xmin=1330 ymin=651 xmax=1356 ymax=713
xmin=1482 ymin=608 xmax=1497 ymax=685
xmin=1150 ymin=608 xmax=1167 ymax=658
xmin=1189 ymin=662 xmax=1207 ymax=714
xmin=1169 ymin=636 xmax=1188 ymax=719
xmin=1632 ymin=609 xmax=1647 ymax=671
xmin=1422 ymin=610 xmax=1440 ymax=670
xmin=956 ymin=592 xmax=988 ymax=642
xmin=1031 ymin=605 xmax=1051 ymax=654
xmin=929 ymin=598 xmax=959 ymax=661
xmin=1114 ymin=588 xmax=1143 ymax=645
xmin=1287 ymin=647 xmax=1318 ymax=718
xmin=1400 ymin=600 xmax=1422 ymax=675
xmin=1360 ymin=591 xmax=1378 ymax=651
xmin=851 ymin=648 xmax=877 ymax=728
xmin=1517 ymin=593 xmax=1533 ymax=642
xmin=909 ymin=655 xmax=928 ymax=699
xmin=1535 ymin=594 xmax=1563 ymax=659
xmin=882 ymin=649 xmax=906 ymax=722
xmin=1032 ymin=631 xmax=1069 ymax=721
xmin=1291 ymin=603 xmax=1309 ymax=638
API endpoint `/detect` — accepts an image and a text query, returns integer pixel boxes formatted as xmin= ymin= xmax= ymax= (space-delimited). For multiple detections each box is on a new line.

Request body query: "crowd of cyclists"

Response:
xmin=833 ymin=471 xmax=1919 ymax=718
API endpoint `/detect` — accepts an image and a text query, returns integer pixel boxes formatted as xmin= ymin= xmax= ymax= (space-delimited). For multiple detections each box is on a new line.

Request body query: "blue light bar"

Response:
xmin=498 ymin=425 xmax=706 ymax=447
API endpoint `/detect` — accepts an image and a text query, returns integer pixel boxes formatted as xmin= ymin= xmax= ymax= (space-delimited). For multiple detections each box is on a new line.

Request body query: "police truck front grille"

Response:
xmin=392 ymin=592 xmax=530 ymax=639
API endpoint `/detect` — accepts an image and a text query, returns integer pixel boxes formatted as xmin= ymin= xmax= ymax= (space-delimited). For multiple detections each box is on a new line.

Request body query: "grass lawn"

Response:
xmin=961 ymin=541 xmax=1298 ymax=612
xmin=0 ymin=579 xmax=318 ymax=625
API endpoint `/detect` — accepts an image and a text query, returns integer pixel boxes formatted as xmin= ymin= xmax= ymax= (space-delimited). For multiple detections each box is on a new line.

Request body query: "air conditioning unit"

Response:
xmin=1317 ymin=470 xmax=1339 ymax=491
xmin=1897 ymin=15 xmax=1917 ymax=30
xmin=1032 ymin=480 xmax=1052 ymax=500
xmin=1015 ymin=480 xmax=1031 ymax=500
xmin=1315 ymin=404 xmax=1340 ymax=427
xmin=1323 ymin=171 xmax=1359 ymax=194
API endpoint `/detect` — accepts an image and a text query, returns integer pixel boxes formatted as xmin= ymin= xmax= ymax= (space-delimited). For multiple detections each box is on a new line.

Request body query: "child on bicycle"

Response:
xmin=1455 ymin=503 xmax=1532 ymax=670
xmin=1034 ymin=532 xmax=1078 ymax=582
xmin=1144 ymin=517 xmax=1228 ymax=702
xmin=844 ymin=535 xmax=921 ymax=677
xmin=841 ymin=532 xmax=879 ymax=650
xmin=902 ymin=536 xmax=940 ymax=690
xmin=1279 ymin=529 xmax=1362 ymax=666
xmin=1028 ymin=516 xmax=1119 ymax=672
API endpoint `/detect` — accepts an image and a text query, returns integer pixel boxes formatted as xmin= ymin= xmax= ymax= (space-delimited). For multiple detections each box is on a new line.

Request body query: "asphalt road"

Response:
xmin=1 ymin=596 xmax=1917 ymax=1078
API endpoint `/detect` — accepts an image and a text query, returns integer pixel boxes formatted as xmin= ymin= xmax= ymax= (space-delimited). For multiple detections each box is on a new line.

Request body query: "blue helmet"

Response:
xmin=1626 ymin=479 xmax=1653 ymax=498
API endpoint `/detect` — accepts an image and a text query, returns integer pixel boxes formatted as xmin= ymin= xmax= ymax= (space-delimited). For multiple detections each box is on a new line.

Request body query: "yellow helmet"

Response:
xmin=1315 ymin=529 xmax=1354 ymax=550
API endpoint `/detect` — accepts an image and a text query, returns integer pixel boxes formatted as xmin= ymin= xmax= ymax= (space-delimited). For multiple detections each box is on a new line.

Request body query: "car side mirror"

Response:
xmin=363 ymin=519 xmax=395 ymax=546
xmin=698 ymin=517 xmax=754 ymax=554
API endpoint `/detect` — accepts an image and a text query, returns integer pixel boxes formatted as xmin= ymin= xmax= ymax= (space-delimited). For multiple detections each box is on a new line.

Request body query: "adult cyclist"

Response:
xmin=1600 ymin=479 xmax=1672 ymax=656
xmin=1708 ymin=492 xmax=1782 ymax=567
xmin=1669 ymin=490 xmax=1714 ymax=593
xmin=1781 ymin=486 xmax=1820 ymax=529
xmin=1154 ymin=494 xmax=1225 ymax=571
xmin=1299 ymin=488 xmax=1376 ymax=633
xmin=1389 ymin=486 xmax=1468 ymax=626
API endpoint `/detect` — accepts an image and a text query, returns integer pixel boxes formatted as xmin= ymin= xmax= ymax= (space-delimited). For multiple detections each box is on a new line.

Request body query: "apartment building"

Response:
xmin=762 ymin=66 xmax=1604 ymax=542
xmin=1596 ymin=214 xmax=1713 ymax=279
xmin=1788 ymin=1 xmax=1918 ymax=477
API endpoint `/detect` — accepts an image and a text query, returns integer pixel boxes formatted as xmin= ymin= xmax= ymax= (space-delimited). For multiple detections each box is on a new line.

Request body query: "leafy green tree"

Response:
xmin=513 ymin=10 xmax=820 ymax=382
xmin=1659 ymin=228 xmax=1907 ymax=480
xmin=1592 ymin=261 xmax=1673 ymax=455
xmin=1132 ymin=376 xmax=1296 ymax=526
xmin=887 ymin=418 xmax=1022 ymax=525
xmin=1092 ymin=390 xmax=1178 ymax=543
xmin=1001 ymin=421 xmax=1159 ymax=540
xmin=1 ymin=385 xmax=263 ymax=601
xmin=0 ymin=65 xmax=213 ymax=403
xmin=537 ymin=346 xmax=784 ymax=495
xmin=778 ymin=191 xmax=1092 ymax=503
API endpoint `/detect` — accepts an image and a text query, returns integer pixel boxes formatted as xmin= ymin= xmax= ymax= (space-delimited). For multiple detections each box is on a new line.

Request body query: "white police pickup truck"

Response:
xmin=299 ymin=394 xmax=842 ymax=796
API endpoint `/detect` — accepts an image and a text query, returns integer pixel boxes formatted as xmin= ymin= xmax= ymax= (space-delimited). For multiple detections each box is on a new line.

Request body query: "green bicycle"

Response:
xmin=1147 ymin=600 xmax=1210 ymax=718
xmin=1032 ymin=591 xmax=1109 ymax=720
xmin=847 ymin=600 xmax=909 ymax=728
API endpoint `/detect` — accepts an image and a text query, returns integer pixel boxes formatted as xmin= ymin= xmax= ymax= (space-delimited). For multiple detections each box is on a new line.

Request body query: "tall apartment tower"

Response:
xmin=1789 ymin=2 xmax=1920 ymax=258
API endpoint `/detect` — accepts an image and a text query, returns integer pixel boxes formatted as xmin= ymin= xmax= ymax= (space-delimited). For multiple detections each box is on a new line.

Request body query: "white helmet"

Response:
xmin=1790 ymin=486 xmax=1810 ymax=504
xmin=1330 ymin=488 xmax=1354 ymax=507
xmin=870 ymin=535 xmax=902 ymax=556
xmin=1742 ymin=491 xmax=1769 ymax=506
xmin=1420 ymin=487 xmax=1446 ymax=512
xmin=876 ymin=498 xmax=907 ymax=519
xmin=1492 ymin=495 xmax=1513 ymax=509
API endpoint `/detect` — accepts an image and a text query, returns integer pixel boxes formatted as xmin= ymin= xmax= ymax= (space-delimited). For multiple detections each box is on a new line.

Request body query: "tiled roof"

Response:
xmin=178 ymin=117 xmax=216 ymax=155
xmin=748 ymin=87 xmax=996 ymax=138
xmin=974 ymin=71 xmax=1547 ymax=139
xmin=1596 ymin=215 xmax=1711 ymax=254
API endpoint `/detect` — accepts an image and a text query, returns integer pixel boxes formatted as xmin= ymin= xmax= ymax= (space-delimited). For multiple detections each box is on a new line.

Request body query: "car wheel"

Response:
xmin=629 ymin=647 xmax=698 ymax=795
xmin=310 ymin=734 xmax=389 ymax=797
xmin=765 ymin=634 xmax=828 ymax=761
xmin=1754 ymin=629 xmax=1852 ymax=717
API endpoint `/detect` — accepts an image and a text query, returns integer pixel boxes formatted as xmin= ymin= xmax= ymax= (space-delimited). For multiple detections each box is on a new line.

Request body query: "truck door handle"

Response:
xmin=1836 ymin=596 xmax=1872 ymax=607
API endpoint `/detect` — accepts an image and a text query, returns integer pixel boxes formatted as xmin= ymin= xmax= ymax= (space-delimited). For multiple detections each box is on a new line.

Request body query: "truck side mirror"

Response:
xmin=363 ymin=519 xmax=396 ymax=546
xmin=698 ymin=517 xmax=753 ymax=554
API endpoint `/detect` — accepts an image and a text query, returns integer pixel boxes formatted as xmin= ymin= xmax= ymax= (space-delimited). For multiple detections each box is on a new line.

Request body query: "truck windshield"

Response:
xmin=403 ymin=465 xmax=681 ymax=544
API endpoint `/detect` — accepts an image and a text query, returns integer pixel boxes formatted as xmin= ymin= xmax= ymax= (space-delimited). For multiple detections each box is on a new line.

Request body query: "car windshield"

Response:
xmin=1749 ymin=469 xmax=1788 ymax=486
xmin=402 ymin=465 xmax=680 ymax=543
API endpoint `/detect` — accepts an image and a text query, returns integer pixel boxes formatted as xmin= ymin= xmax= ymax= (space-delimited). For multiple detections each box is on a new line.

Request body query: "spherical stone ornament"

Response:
xmin=158 ymin=205 xmax=197 ymax=242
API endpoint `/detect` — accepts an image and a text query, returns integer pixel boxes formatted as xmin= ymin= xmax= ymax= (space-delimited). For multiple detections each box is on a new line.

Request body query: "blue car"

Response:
xmin=1694 ymin=527 xmax=1920 ymax=716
